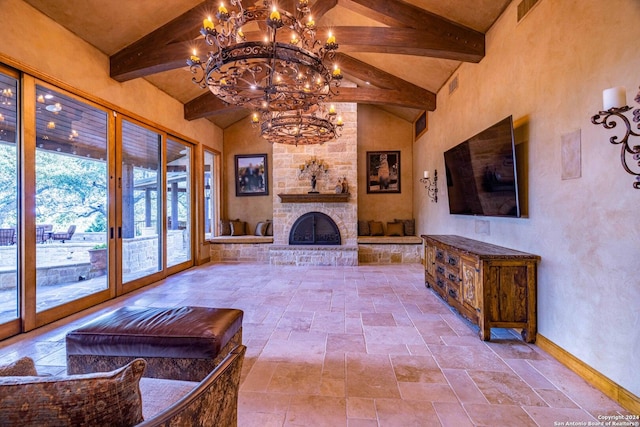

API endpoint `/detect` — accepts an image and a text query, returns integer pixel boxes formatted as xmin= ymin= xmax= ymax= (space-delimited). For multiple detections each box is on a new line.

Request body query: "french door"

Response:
xmin=0 ymin=72 xmax=195 ymax=339
xmin=0 ymin=67 xmax=19 ymax=337
xmin=116 ymin=116 xmax=194 ymax=294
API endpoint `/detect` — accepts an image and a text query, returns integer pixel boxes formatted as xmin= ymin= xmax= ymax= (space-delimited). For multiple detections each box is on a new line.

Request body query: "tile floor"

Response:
xmin=0 ymin=263 xmax=632 ymax=426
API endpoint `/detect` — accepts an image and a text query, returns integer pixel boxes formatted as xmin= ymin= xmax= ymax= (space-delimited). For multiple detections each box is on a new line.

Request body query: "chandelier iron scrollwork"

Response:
xmin=188 ymin=0 xmax=342 ymax=112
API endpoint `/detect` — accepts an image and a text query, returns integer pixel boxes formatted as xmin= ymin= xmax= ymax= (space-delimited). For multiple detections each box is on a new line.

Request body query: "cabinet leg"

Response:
xmin=478 ymin=326 xmax=491 ymax=341
xmin=521 ymin=327 xmax=536 ymax=343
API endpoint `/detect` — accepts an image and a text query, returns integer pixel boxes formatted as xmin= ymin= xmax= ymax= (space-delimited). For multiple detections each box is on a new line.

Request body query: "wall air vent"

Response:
xmin=449 ymin=75 xmax=459 ymax=95
xmin=518 ymin=0 xmax=540 ymax=22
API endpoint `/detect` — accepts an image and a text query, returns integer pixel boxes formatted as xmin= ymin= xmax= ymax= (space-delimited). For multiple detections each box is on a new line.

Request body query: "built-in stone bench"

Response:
xmin=357 ymin=236 xmax=424 ymax=264
xmin=209 ymin=236 xmax=273 ymax=263
xmin=207 ymin=235 xmax=424 ymax=265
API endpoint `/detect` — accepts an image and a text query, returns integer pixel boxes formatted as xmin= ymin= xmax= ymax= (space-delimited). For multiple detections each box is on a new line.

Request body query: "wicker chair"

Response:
xmin=52 ymin=225 xmax=76 ymax=243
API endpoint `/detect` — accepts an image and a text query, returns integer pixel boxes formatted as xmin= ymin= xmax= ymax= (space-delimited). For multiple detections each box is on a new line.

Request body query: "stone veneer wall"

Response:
xmin=358 ymin=244 xmax=423 ymax=264
xmin=270 ymin=95 xmax=358 ymax=266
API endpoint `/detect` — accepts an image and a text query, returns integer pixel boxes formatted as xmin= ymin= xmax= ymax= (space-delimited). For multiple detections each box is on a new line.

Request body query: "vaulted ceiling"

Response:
xmin=23 ymin=0 xmax=511 ymax=127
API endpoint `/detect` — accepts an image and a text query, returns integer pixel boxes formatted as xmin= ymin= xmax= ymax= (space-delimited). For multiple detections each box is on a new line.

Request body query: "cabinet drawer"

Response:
xmin=444 ymin=251 xmax=459 ymax=268
xmin=445 ymin=267 xmax=461 ymax=301
xmin=435 ymin=263 xmax=446 ymax=277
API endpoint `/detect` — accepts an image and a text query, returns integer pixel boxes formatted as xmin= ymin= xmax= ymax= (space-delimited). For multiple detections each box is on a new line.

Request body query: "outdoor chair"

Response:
xmin=52 ymin=225 xmax=76 ymax=243
xmin=0 ymin=228 xmax=15 ymax=246
xmin=35 ymin=227 xmax=46 ymax=244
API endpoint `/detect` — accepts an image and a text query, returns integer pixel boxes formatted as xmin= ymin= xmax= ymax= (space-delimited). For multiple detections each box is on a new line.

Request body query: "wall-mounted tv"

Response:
xmin=443 ymin=116 xmax=521 ymax=217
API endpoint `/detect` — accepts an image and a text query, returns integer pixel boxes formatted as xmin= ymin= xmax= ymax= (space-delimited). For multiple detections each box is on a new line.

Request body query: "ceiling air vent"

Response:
xmin=449 ymin=75 xmax=459 ymax=95
xmin=518 ymin=0 xmax=540 ymax=22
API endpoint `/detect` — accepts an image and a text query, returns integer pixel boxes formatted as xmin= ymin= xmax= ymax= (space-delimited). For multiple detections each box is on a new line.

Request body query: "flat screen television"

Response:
xmin=443 ymin=116 xmax=521 ymax=217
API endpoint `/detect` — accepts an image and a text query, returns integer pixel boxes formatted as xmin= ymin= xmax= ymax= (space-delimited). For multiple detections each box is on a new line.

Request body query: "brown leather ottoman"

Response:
xmin=66 ymin=306 xmax=243 ymax=381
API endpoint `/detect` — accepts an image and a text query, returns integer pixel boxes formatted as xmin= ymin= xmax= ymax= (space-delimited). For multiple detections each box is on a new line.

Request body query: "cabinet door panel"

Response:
xmin=486 ymin=264 xmax=529 ymax=322
xmin=461 ymin=256 xmax=479 ymax=309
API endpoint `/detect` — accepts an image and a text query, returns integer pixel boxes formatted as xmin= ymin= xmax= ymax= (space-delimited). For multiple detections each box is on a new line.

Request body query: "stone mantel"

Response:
xmin=278 ymin=193 xmax=350 ymax=203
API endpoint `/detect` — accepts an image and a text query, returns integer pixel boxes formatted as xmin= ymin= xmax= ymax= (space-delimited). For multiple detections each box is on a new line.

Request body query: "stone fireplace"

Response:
xmin=268 ymin=95 xmax=358 ymax=266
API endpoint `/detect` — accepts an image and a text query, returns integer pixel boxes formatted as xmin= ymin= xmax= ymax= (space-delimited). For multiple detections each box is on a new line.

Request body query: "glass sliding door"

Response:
xmin=120 ymin=119 xmax=162 ymax=285
xmin=34 ymin=84 xmax=109 ymax=312
xmin=166 ymin=138 xmax=192 ymax=268
xmin=0 ymin=69 xmax=19 ymax=329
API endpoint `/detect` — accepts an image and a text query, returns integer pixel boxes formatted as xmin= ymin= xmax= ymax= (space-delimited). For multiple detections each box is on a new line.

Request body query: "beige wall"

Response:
xmin=415 ymin=0 xmax=640 ymax=396
xmin=223 ymin=119 xmax=274 ymax=233
xmin=357 ymin=105 xmax=414 ymax=227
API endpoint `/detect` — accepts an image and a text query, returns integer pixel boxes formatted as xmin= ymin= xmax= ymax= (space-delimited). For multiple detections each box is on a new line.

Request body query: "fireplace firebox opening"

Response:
xmin=289 ymin=212 xmax=341 ymax=245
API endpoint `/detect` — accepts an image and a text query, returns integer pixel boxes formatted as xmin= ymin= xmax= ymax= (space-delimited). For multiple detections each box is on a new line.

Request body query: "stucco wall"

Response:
xmin=358 ymin=105 xmax=414 ymax=227
xmin=223 ymin=119 xmax=274 ymax=232
xmin=415 ymin=0 xmax=640 ymax=396
xmin=1 ymin=0 xmax=222 ymax=151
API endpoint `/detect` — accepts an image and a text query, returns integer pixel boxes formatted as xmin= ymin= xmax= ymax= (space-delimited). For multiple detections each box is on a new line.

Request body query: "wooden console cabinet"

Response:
xmin=422 ymin=235 xmax=540 ymax=343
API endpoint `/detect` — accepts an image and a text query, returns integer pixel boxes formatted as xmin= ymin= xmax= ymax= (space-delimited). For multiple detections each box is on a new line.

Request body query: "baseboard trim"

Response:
xmin=537 ymin=334 xmax=639 ymax=413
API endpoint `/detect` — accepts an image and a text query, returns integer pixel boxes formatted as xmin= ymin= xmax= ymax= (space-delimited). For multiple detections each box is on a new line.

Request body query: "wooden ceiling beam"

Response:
xmin=334 ymin=87 xmax=434 ymax=110
xmin=326 ymin=27 xmax=483 ymax=62
xmin=111 ymin=0 xmax=340 ymax=82
xmin=110 ymin=1 xmax=211 ymax=81
xmin=111 ymin=22 xmax=482 ymax=82
xmin=333 ymin=53 xmax=435 ymax=110
xmin=339 ymin=0 xmax=483 ymax=35
xmin=184 ymin=92 xmax=246 ymax=121
xmin=311 ymin=0 xmax=339 ymax=21
xmin=184 ymin=84 xmax=434 ymax=121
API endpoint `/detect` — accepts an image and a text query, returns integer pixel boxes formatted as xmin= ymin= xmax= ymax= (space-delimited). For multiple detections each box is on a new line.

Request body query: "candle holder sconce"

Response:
xmin=299 ymin=157 xmax=328 ymax=193
xmin=591 ymin=87 xmax=640 ymax=189
xmin=419 ymin=169 xmax=438 ymax=202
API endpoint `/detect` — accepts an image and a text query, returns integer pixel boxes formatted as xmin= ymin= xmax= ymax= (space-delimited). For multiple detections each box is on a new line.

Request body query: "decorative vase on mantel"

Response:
xmin=341 ymin=177 xmax=348 ymax=194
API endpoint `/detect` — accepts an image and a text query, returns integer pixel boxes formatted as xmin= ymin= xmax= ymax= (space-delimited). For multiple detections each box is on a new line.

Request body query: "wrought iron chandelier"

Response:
xmin=251 ymin=103 xmax=343 ymax=145
xmin=188 ymin=0 xmax=344 ymax=144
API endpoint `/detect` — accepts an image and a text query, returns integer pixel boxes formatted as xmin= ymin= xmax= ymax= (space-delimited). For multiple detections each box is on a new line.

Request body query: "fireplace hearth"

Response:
xmin=289 ymin=212 xmax=341 ymax=245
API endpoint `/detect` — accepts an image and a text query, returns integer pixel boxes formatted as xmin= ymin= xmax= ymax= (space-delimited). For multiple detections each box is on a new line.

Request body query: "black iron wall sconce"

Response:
xmin=419 ymin=169 xmax=438 ymax=202
xmin=591 ymin=86 xmax=640 ymax=189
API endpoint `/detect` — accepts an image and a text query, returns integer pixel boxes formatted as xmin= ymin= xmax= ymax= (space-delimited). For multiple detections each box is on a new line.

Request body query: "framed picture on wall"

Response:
xmin=366 ymin=151 xmax=401 ymax=193
xmin=235 ymin=154 xmax=268 ymax=196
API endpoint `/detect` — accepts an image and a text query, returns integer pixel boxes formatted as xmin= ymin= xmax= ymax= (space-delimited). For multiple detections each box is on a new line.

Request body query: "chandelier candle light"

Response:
xmin=188 ymin=0 xmax=344 ymax=145
xmin=299 ymin=157 xmax=328 ymax=193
